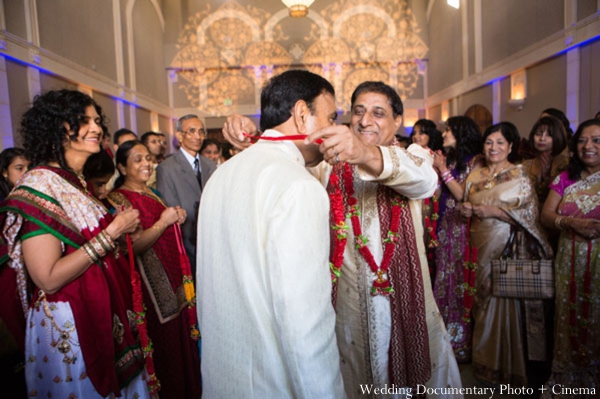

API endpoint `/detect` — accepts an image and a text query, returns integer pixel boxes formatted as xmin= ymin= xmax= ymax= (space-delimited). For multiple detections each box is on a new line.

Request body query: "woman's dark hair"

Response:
xmin=528 ymin=116 xmax=568 ymax=156
xmin=411 ymin=119 xmax=443 ymax=151
xmin=113 ymin=140 xmax=146 ymax=189
xmin=567 ymin=119 xmax=600 ymax=180
xmin=200 ymin=139 xmax=221 ymax=153
xmin=0 ymin=147 xmax=27 ymax=199
xmin=351 ymin=81 xmax=403 ymax=118
xmin=260 ymin=70 xmax=335 ymax=131
xmin=482 ymin=122 xmax=521 ymax=164
xmin=444 ymin=116 xmax=483 ymax=173
xmin=541 ymin=108 xmax=573 ymax=137
xmin=83 ymin=149 xmax=115 ymax=180
xmin=19 ymin=90 xmax=105 ymax=171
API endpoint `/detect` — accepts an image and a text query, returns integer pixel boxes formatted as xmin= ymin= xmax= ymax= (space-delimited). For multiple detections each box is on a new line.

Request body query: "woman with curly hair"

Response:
xmin=431 ymin=115 xmax=484 ymax=363
xmin=0 ymin=147 xmax=29 ymax=201
xmin=0 ymin=90 xmax=153 ymax=398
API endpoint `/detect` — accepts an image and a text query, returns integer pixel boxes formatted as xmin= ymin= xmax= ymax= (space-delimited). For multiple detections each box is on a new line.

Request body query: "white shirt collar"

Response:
xmin=180 ymin=148 xmax=201 ymax=172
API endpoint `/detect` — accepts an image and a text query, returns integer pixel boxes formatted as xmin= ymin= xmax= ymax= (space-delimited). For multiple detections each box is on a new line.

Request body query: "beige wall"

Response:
xmin=579 ymin=39 xmax=600 ymax=122
xmin=37 ymin=0 xmax=118 ymax=81
xmin=4 ymin=1 xmax=28 ymax=39
xmin=427 ymin=0 xmax=599 ymax=137
xmin=428 ymin=0 xmax=462 ymax=95
xmin=481 ymin=0 xmax=563 ymax=69
xmin=5 ymin=60 xmax=29 ymax=147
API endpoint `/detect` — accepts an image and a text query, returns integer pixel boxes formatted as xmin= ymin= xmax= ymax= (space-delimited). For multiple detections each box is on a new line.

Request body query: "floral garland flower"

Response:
xmin=328 ymin=168 xmax=348 ymax=283
xmin=329 ymin=163 xmax=404 ymax=296
xmin=126 ymin=235 xmax=160 ymax=395
xmin=423 ymin=195 xmax=439 ymax=275
xmin=462 ymin=218 xmax=478 ymax=323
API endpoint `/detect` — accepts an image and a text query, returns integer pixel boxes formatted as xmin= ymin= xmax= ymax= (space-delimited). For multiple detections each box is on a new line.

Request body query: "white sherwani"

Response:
xmin=197 ymin=130 xmax=346 ymax=399
xmin=311 ymin=144 xmax=463 ymax=398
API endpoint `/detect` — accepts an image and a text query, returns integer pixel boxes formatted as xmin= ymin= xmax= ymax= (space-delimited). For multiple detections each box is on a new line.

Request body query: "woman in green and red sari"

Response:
xmin=0 ymin=90 xmax=152 ymax=398
xmin=108 ymin=140 xmax=201 ymax=399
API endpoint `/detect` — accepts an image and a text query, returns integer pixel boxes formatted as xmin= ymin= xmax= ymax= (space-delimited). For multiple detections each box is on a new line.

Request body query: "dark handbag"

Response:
xmin=491 ymin=226 xmax=554 ymax=299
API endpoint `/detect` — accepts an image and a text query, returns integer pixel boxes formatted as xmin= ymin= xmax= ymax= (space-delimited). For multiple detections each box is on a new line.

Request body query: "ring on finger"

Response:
xmin=335 ymin=153 xmax=340 ymax=163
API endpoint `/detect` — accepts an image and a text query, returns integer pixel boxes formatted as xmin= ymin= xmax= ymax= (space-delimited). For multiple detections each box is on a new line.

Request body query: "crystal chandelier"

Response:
xmin=281 ymin=0 xmax=315 ymax=18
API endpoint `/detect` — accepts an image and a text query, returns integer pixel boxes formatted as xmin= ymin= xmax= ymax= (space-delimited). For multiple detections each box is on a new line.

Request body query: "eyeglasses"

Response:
xmin=183 ymin=128 xmax=206 ymax=137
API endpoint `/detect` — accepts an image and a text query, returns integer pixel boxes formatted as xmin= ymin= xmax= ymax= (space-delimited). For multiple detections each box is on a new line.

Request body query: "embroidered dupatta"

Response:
xmin=0 ymin=166 xmax=145 ymax=397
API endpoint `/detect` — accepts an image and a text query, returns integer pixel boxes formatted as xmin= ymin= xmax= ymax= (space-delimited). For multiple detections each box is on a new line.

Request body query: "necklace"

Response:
xmin=329 ymin=163 xmax=404 ymax=296
xmin=483 ymin=165 xmax=507 ymax=189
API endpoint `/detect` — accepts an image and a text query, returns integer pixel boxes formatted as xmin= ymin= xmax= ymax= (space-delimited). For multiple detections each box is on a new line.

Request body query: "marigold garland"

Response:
xmin=462 ymin=218 xmax=478 ymax=323
xmin=126 ymin=235 xmax=160 ymax=395
xmin=329 ymin=163 xmax=404 ymax=296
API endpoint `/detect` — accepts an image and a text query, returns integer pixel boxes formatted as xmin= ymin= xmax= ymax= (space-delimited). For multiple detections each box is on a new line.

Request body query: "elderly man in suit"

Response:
xmin=156 ymin=114 xmax=217 ymax=273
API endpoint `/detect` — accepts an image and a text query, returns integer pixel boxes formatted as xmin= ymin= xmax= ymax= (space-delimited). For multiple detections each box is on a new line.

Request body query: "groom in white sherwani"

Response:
xmin=196 ymin=70 xmax=346 ymax=399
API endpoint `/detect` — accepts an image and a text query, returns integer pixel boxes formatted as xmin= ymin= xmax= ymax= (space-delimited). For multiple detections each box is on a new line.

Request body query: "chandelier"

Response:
xmin=281 ymin=0 xmax=315 ymax=18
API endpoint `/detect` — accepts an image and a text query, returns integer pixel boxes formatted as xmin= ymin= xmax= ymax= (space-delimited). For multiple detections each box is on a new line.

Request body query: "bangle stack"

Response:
xmin=441 ymin=170 xmax=454 ymax=185
xmin=81 ymin=230 xmax=117 ymax=263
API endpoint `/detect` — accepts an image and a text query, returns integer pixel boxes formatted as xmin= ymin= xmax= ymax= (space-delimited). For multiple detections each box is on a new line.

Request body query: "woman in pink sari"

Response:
xmin=541 ymin=119 xmax=600 ymax=396
xmin=108 ymin=140 xmax=201 ymax=399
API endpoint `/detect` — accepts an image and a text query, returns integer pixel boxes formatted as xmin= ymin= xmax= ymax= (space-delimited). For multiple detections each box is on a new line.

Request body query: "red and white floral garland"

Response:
xmin=329 ymin=163 xmax=404 ymax=296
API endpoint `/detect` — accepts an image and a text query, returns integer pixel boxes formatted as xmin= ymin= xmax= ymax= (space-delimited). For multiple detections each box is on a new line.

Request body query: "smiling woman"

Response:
xmin=0 ymin=90 xmax=150 ymax=398
xmin=109 ymin=140 xmax=201 ymax=399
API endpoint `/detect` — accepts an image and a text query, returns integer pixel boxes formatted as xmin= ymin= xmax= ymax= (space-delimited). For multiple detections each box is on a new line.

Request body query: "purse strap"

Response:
xmin=499 ymin=225 xmax=517 ymax=259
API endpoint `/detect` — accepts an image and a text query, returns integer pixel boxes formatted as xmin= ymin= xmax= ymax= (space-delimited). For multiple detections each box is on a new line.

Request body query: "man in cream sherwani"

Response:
xmin=223 ymin=81 xmax=463 ymax=398
xmin=196 ymin=70 xmax=346 ymax=399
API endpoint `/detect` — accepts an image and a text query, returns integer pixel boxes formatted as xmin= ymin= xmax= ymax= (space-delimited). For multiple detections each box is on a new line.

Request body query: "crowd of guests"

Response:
xmin=410 ymin=110 xmax=599 ymax=394
xmin=0 ymin=80 xmax=597 ymax=399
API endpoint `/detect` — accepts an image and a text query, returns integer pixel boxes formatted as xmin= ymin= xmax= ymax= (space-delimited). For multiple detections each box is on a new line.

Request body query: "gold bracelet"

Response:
xmin=81 ymin=246 xmax=95 ymax=264
xmin=151 ymin=224 xmax=162 ymax=232
xmin=97 ymin=231 xmax=116 ymax=252
xmin=554 ymin=216 xmax=563 ymax=230
xmin=101 ymin=230 xmax=116 ymax=248
xmin=82 ymin=243 xmax=99 ymax=263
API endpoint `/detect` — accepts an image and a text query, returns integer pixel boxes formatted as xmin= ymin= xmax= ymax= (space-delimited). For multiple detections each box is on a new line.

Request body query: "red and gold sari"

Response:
xmin=108 ymin=188 xmax=201 ymax=399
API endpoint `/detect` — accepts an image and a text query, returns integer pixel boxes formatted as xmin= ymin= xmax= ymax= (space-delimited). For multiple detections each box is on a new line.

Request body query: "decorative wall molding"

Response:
xmin=0 ymin=31 xmax=172 ymax=116
xmin=426 ymin=12 xmax=600 ymax=107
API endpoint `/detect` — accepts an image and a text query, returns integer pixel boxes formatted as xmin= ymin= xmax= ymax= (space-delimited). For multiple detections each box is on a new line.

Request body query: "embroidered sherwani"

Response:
xmin=197 ymin=130 xmax=345 ymax=399
xmin=311 ymin=144 xmax=462 ymax=398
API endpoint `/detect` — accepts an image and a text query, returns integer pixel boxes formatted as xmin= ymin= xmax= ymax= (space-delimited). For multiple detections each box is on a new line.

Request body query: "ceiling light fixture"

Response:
xmin=282 ymin=0 xmax=315 ymax=18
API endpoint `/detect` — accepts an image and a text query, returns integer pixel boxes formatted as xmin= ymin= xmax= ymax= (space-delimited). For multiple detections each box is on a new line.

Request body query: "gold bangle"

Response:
xmin=554 ymin=216 xmax=563 ymax=230
xmin=151 ymin=224 xmax=162 ymax=232
xmin=101 ymin=230 xmax=116 ymax=248
xmin=81 ymin=246 xmax=94 ymax=264
xmin=82 ymin=243 xmax=99 ymax=263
